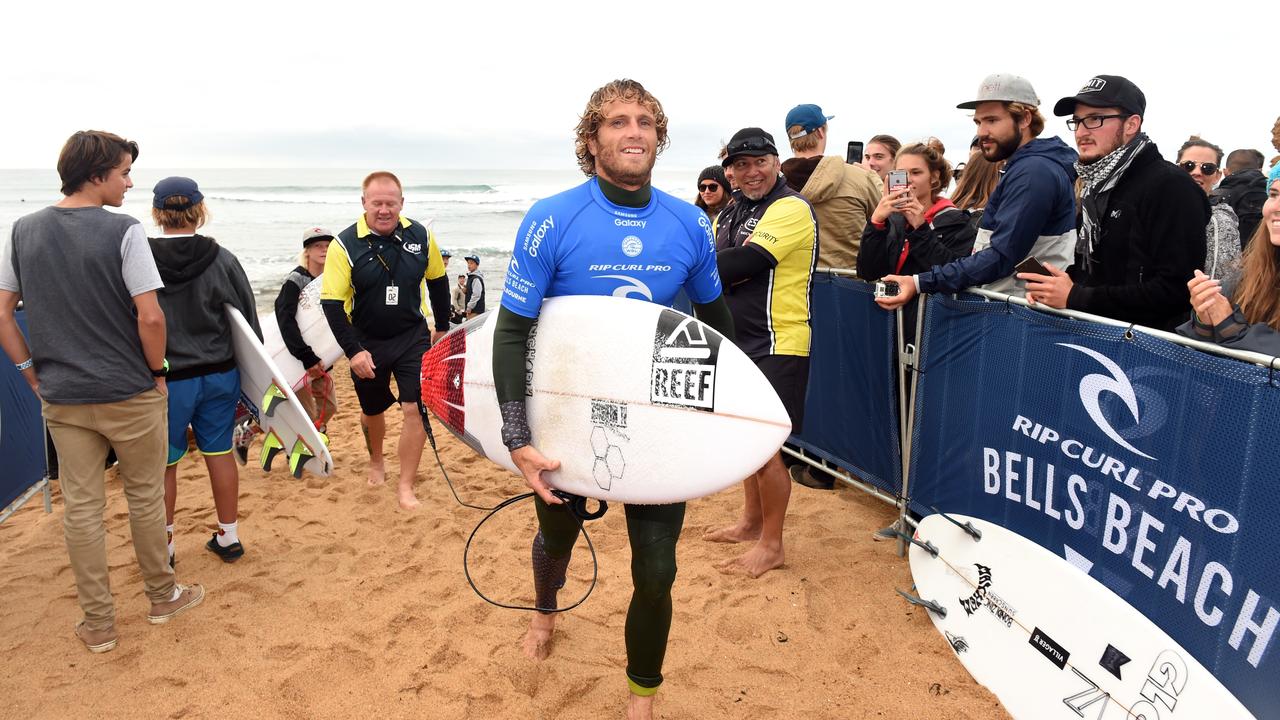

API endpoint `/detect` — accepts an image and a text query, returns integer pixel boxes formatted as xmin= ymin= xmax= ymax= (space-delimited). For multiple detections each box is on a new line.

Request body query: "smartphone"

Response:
xmin=888 ymin=170 xmax=909 ymax=194
xmin=1015 ymin=256 xmax=1051 ymax=277
xmin=846 ymin=141 xmax=864 ymax=165
xmin=874 ymin=280 xmax=900 ymax=298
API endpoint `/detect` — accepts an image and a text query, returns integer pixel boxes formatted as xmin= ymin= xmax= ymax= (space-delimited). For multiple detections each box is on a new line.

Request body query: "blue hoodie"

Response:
xmin=918 ymin=137 xmax=1078 ymax=295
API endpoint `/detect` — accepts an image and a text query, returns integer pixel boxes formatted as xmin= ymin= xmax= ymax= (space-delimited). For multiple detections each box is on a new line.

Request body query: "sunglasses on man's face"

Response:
xmin=1178 ymin=160 xmax=1219 ymax=175
xmin=698 ymin=183 xmax=721 ymax=193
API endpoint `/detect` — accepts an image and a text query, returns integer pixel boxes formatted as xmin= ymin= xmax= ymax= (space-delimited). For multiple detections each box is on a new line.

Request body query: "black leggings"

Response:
xmin=532 ymin=497 xmax=686 ymax=693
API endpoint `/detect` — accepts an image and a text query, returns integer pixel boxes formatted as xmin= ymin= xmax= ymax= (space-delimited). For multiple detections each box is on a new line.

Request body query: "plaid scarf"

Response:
xmin=1075 ymin=132 xmax=1150 ymax=274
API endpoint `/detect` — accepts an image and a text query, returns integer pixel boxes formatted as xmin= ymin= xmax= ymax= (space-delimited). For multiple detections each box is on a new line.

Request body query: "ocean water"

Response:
xmin=0 ymin=167 xmax=704 ymax=311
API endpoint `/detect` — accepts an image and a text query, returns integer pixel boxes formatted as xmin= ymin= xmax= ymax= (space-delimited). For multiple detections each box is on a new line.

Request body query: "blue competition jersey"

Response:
xmin=502 ymin=178 xmax=722 ymax=317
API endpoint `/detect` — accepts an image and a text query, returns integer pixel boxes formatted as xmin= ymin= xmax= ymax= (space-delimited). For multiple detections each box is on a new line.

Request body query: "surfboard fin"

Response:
xmin=289 ymin=439 xmax=315 ymax=479
xmin=261 ymin=383 xmax=286 ymax=418
xmin=928 ymin=506 xmax=982 ymax=541
xmin=260 ymin=430 xmax=285 ymax=471
xmin=895 ymin=589 xmax=947 ymax=618
xmin=894 ymin=529 xmax=940 ymax=558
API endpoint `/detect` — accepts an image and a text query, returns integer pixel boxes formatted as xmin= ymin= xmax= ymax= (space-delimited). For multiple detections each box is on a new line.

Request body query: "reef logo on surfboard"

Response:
xmin=650 ymin=310 xmax=721 ymax=412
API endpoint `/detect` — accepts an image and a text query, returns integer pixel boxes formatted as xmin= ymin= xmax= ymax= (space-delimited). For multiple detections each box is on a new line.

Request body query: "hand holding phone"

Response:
xmin=888 ymin=169 xmax=909 ymax=195
xmin=1014 ymin=256 xmax=1051 ymax=277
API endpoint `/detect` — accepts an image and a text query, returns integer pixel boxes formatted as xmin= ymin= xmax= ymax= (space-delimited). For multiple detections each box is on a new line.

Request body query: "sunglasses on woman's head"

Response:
xmin=1178 ymin=161 xmax=1219 ymax=175
xmin=698 ymin=183 xmax=720 ymax=193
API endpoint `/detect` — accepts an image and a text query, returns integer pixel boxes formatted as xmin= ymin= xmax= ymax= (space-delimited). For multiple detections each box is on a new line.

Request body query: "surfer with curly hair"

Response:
xmin=493 ymin=78 xmax=735 ymax=720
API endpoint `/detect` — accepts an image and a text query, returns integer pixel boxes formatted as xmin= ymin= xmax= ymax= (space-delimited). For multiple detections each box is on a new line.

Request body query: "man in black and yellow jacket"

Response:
xmin=321 ymin=171 xmax=451 ymax=510
xmin=705 ymin=127 xmax=817 ymax=578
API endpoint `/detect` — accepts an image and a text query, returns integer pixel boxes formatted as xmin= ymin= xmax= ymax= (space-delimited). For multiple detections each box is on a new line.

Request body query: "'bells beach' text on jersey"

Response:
xmin=501 ymin=179 xmax=722 ymax=316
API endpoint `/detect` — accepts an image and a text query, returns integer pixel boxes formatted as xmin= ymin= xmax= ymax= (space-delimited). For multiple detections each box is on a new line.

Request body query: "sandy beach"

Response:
xmin=0 ymin=363 xmax=1007 ymax=719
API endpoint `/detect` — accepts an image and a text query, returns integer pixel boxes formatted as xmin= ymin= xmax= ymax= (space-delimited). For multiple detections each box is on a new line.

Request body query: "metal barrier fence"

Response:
xmin=791 ymin=276 xmax=1279 ymax=717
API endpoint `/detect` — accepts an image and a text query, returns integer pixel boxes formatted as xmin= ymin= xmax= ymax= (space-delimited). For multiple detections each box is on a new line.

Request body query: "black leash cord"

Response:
xmin=461 ymin=492 xmax=599 ymax=614
xmin=419 ymin=401 xmax=600 ymax=612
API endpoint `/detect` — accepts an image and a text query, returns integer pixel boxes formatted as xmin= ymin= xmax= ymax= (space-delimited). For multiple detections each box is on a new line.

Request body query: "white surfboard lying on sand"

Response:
xmin=260 ymin=277 xmax=342 ymax=391
xmin=420 ymin=295 xmax=791 ymax=505
xmin=227 ymin=305 xmax=333 ymax=478
xmin=906 ymin=513 xmax=1252 ymax=719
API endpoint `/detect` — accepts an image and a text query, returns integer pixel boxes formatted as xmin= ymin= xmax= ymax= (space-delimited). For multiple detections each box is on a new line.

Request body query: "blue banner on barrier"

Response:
xmin=908 ymin=294 xmax=1279 ymax=716
xmin=1 ymin=311 xmax=46 ymax=511
xmin=789 ymin=274 xmax=901 ymax=494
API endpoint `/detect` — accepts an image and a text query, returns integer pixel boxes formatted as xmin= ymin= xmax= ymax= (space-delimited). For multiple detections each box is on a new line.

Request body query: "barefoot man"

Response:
xmin=320 ymin=172 xmax=451 ymax=509
xmin=704 ymin=127 xmax=817 ymax=578
xmin=493 ymin=79 xmax=734 ymax=719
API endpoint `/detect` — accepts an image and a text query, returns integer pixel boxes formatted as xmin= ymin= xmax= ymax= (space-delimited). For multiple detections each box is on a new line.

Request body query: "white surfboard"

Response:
xmin=420 ymin=295 xmax=791 ymax=505
xmin=907 ymin=513 xmax=1253 ymax=719
xmin=227 ymin=305 xmax=333 ymax=478
xmin=260 ymin=277 xmax=342 ymax=391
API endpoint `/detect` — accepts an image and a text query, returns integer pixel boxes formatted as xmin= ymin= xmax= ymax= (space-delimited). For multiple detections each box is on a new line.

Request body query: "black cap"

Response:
xmin=722 ymin=127 xmax=778 ymax=167
xmin=152 ymin=176 xmax=204 ymax=210
xmin=1053 ymin=75 xmax=1146 ymax=118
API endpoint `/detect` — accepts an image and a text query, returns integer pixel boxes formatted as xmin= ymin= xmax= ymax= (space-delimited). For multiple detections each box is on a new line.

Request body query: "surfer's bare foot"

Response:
xmin=522 ymin=612 xmax=556 ymax=661
xmin=717 ymin=542 xmax=784 ymax=578
xmin=626 ymin=693 xmax=654 ymax=720
xmin=397 ymin=485 xmax=420 ymax=510
xmin=367 ymin=462 xmax=386 ymax=487
xmin=703 ymin=520 xmax=760 ymax=543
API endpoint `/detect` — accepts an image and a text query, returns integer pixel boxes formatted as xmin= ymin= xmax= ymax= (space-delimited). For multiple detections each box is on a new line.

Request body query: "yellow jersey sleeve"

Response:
xmin=747 ymin=196 xmax=815 ymax=264
xmin=423 ymin=229 xmax=446 ymax=282
xmin=319 ymin=238 xmax=355 ymax=316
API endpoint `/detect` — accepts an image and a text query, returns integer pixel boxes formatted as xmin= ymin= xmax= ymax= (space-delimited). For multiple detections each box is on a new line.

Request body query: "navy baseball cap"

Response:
xmin=785 ymin=104 xmax=834 ymax=139
xmin=464 ymin=253 xmax=480 ymax=264
xmin=152 ymin=176 xmax=204 ymax=210
xmin=440 ymin=248 xmax=452 ymax=258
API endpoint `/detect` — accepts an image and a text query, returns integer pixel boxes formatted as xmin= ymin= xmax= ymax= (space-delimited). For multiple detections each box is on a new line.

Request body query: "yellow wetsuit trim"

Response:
xmin=627 ymin=678 xmax=659 ymax=697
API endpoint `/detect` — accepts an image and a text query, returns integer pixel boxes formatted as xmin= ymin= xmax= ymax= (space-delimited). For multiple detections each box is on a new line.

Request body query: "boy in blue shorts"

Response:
xmin=148 ymin=177 xmax=260 ymax=565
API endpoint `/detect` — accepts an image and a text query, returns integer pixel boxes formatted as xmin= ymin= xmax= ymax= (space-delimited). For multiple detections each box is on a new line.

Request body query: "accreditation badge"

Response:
xmin=386 ymin=285 xmax=399 ymax=305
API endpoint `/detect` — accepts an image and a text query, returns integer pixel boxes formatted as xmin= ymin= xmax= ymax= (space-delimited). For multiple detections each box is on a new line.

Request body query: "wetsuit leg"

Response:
xmin=623 ymin=502 xmax=686 ymax=695
xmin=531 ymin=495 xmax=582 ymax=612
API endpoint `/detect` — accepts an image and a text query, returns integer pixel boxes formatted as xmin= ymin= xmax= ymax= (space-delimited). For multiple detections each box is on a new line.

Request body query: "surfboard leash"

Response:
xmin=415 ymin=400 xmax=602 ymax=613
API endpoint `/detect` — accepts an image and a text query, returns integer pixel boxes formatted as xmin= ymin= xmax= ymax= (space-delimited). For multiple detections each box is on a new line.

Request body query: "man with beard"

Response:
xmin=1020 ymin=75 xmax=1208 ymax=331
xmin=875 ymin=73 xmax=1078 ymax=310
xmin=494 ymin=79 xmax=733 ymax=720
xmin=704 ymin=127 xmax=817 ymax=577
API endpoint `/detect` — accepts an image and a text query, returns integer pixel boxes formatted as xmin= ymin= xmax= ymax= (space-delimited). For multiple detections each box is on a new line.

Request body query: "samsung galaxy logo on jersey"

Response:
xmin=588 ymin=264 xmax=671 ymax=272
xmin=524 ymin=215 xmax=555 ymax=257
xmin=614 ymin=218 xmax=646 ymax=229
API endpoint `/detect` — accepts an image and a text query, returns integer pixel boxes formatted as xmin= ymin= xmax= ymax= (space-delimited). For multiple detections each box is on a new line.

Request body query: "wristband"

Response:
xmin=15 ymin=357 xmax=32 ymax=371
xmin=151 ymin=358 xmax=169 ymax=377
xmin=499 ymin=400 xmax=532 ymax=452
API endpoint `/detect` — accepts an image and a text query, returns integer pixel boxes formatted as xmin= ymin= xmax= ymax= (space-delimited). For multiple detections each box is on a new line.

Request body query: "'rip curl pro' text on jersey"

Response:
xmin=501 ymin=178 xmax=722 ymax=317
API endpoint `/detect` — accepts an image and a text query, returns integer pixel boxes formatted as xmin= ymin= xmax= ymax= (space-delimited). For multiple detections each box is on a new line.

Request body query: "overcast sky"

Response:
xmin=3 ymin=1 xmax=1275 ymax=171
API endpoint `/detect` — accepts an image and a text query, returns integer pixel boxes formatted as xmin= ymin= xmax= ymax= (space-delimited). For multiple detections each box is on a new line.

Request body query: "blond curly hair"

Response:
xmin=574 ymin=79 xmax=670 ymax=176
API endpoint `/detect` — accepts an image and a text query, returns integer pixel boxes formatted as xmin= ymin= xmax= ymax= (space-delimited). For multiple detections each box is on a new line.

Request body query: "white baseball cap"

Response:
xmin=957 ymin=73 xmax=1040 ymax=109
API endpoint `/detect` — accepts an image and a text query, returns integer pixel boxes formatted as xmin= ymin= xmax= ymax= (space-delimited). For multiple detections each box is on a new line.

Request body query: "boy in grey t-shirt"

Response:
xmin=0 ymin=130 xmax=205 ymax=653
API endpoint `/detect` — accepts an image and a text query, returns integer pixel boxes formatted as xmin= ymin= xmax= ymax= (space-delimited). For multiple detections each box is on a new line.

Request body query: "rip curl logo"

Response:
xmin=1059 ymin=344 xmax=1156 ymax=460
xmin=1080 ymin=77 xmax=1106 ymax=94
xmin=592 ymin=274 xmax=653 ymax=301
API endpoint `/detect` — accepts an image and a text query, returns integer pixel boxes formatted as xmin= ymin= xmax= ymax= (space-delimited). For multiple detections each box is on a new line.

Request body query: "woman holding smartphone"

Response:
xmin=857 ymin=138 xmax=976 ymax=283
xmin=1179 ymin=164 xmax=1280 ymax=355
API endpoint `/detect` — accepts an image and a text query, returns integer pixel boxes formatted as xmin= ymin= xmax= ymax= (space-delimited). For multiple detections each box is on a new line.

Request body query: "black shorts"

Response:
xmin=351 ymin=326 xmax=430 ymax=416
xmin=754 ymin=354 xmax=810 ymax=434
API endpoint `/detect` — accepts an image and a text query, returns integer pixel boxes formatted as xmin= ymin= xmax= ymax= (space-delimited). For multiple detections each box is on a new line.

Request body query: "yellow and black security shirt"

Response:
xmin=321 ymin=215 xmax=447 ymax=342
xmin=713 ymin=180 xmax=817 ymax=359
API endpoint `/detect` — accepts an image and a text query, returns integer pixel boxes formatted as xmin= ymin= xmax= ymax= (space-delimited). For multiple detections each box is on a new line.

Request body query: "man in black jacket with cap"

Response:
xmin=1020 ymin=74 xmax=1208 ymax=331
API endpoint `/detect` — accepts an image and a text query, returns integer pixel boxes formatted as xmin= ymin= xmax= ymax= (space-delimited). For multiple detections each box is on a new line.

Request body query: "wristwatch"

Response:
xmin=151 ymin=359 xmax=169 ymax=378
